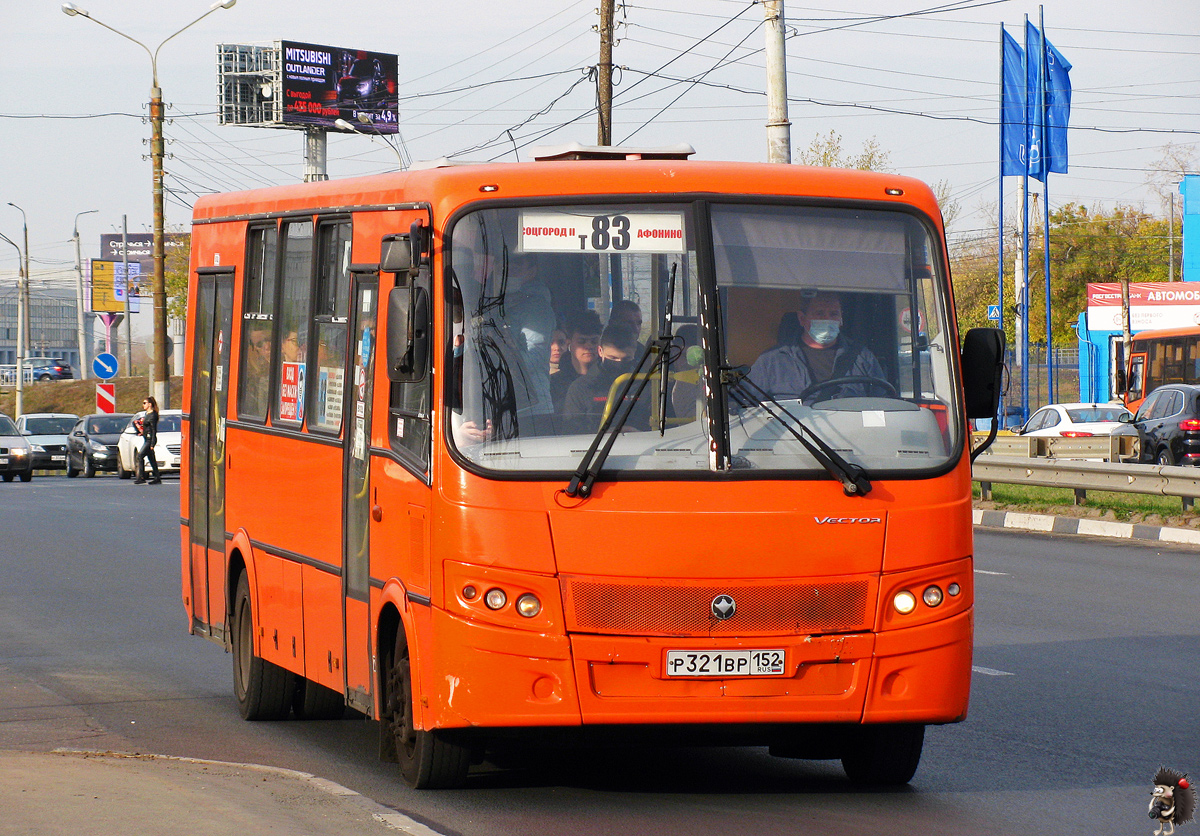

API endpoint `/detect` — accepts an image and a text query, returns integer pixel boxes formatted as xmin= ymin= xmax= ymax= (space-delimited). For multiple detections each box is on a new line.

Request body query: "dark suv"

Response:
xmin=1127 ymin=384 xmax=1200 ymax=466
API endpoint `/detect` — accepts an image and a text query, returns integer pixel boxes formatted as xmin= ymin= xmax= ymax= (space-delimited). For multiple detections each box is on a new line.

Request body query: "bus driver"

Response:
xmin=748 ymin=290 xmax=886 ymax=401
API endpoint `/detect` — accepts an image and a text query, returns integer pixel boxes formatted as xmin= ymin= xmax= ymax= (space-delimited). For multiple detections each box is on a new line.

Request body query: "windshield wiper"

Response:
xmin=565 ymin=336 xmax=668 ymax=498
xmin=567 ymin=264 xmax=678 ymax=499
xmin=726 ymin=370 xmax=872 ymax=497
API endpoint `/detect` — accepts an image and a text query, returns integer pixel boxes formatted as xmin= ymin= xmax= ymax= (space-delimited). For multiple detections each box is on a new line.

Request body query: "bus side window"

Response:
xmin=389 ymin=273 xmax=431 ymax=472
xmin=238 ymin=224 xmax=277 ymax=421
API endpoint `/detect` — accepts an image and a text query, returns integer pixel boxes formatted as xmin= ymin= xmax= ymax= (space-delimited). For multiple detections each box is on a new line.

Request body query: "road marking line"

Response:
xmin=974 ymin=569 xmax=1007 ymax=575
xmin=972 ymin=666 xmax=1014 ymax=676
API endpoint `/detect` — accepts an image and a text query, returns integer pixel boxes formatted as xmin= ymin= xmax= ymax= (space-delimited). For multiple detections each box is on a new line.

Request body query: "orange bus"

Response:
xmin=1121 ymin=325 xmax=1200 ymax=413
xmin=182 ymin=145 xmax=1003 ymax=788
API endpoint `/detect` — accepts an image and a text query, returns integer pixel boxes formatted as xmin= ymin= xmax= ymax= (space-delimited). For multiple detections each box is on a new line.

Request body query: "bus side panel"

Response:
xmin=302 ymin=563 xmax=344 ymax=691
xmin=882 ymin=463 xmax=973 ymax=573
xmin=250 ymin=548 xmax=305 ymax=674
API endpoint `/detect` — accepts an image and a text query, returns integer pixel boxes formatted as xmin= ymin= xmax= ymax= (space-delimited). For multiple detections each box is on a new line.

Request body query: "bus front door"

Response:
xmin=188 ymin=268 xmax=234 ymax=638
xmin=342 ymin=272 xmax=378 ymax=713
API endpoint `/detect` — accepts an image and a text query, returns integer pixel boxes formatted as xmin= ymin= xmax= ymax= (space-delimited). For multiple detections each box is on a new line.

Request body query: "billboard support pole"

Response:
xmin=304 ymin=129 xmax=329 ymax=182
xmin=72 ymin=210 xmax=97 ymax=379
xmin=123 ymin=216 xmax=134 ymax=377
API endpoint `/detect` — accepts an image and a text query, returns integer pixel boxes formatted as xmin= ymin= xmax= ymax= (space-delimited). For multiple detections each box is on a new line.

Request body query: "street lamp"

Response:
xmin=4 ymin=203 xmax=30 ymax=419
xmin=73 ymin=209 xmax=98 ymax=379
xmin=62 ymin=0 xmax=238 ymax=408
xmin=334 ymin=117 xmax=408 ymax=170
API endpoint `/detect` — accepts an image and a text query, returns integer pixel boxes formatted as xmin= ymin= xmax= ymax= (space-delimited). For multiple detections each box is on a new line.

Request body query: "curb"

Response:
xmin=51 ymin=749 xmax=448 ymax=836
xmin=974 ymin=509 xmax=1200 ymax=546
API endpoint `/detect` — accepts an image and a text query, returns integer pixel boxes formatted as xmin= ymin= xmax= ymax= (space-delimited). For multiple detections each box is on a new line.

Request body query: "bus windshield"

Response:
xmin=447 ymin=200 xmax=960 ymax=477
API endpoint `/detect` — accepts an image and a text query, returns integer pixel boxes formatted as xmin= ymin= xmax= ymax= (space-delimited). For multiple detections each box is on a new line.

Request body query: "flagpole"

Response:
xmin=1041 ymin=6 xmax=1054 ymax=405
xmin=1021 ymin=14 xmax=1031 ymax=423
xmin=997 ymin=25 xmax=1006 ymax=338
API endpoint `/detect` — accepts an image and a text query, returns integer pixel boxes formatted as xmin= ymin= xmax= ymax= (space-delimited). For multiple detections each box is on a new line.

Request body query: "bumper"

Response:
xmin=421 ymin=606 xmax=971 ymax=731
xmin=0 ymin=456 xmax=34 ymax=475
xmin=32 ymin=451 xmax=67 ymax=470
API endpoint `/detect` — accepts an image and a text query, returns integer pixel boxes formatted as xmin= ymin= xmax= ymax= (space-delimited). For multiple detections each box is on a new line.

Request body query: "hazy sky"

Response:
xmin=1 ymin=0 xmax=1197 ymax=316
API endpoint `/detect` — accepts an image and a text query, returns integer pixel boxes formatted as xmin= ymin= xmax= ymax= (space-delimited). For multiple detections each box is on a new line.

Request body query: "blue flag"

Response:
xmin=1000 ymin=28 xmax=1025 ymax=176
xmin=1044 ymin=37 xmax=1072 ymax=175
xmin=1024 ymin=21 xmax=1046 ymax=180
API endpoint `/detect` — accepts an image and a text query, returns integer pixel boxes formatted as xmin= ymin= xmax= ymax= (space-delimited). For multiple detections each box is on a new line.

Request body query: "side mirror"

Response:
xmin=380 ymin=234 xmax=412 ymax=274
xmin=1118 ymin=413 xmax=1133 ymax=424
xmin=961 ymin=327 xmax=1005 ymax=419
xmin=386 ymin=284 xmax=430 ymax=382
xmin=1114 ymin=366 xmax=1127 ymax=394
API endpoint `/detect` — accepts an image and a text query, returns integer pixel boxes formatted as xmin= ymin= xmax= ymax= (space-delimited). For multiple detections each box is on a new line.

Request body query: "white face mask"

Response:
xmin=807 ymin=319 xmax=840 ymax=346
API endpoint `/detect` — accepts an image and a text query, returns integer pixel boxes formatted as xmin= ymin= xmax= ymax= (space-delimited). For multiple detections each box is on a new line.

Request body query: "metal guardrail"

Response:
xmin=971 ymin=433 xmax=1199 ymax=511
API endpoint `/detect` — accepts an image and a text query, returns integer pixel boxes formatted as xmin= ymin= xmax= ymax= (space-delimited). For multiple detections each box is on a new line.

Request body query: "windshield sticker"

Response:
xmin=520 ymin=211 xmax=685 ymax=253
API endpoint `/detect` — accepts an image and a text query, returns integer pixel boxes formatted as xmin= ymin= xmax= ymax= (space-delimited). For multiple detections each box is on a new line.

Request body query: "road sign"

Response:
xmin=987 ymin=305 xmax=1001 ymax=322
xmin=93 ymin=352 xmax=119 ymax=380
xmin=96 ymin=383 xmax=116 ymax=414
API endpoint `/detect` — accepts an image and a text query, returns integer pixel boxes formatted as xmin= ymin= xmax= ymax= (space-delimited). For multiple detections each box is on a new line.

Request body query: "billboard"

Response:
xmin=1086 ymin=282 xmax=1200 ymax=332
xmin=89 ymin=260 xmax=142 ymax=313
xmin=281 ymin=40 xmax=398 ymax=134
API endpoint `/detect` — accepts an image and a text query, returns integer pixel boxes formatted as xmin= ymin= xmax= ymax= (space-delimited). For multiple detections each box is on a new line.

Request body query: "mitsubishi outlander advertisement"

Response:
xmin=281 ymin=40 xmax=399 ymax=134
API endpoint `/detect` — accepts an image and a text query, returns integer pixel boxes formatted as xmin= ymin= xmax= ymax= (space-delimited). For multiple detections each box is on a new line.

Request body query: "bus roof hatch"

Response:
xmin=531 ymin=142 xmax=696 ymax=162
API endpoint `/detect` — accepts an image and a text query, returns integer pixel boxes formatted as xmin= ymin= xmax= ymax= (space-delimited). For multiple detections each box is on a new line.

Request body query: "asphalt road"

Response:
xmin=1 ymin=475 xmax=1196 ymax=836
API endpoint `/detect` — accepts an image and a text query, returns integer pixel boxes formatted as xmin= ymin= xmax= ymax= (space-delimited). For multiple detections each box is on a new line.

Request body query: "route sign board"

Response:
xmin=92 ymin=352 xmax=119 ymax=380
xmin=96 ymin=383 xmax=116 ymax=414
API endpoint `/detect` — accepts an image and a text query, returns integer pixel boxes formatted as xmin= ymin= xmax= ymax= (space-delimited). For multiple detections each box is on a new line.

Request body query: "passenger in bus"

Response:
xmin=550 ymin=309 xmax=602 ymax=412
xmin=609 ymin=299 xmax=645 ymax=353
xmin=548 ymin=325 xmax=567 ymax=376
xmin=281 ymin=328 xmax=302 ymax=363
xmin=498 ymin=253 xmax=556 ymax=417
xmin=748 ymin=290 xmax=885 ymax=400
xmin=669 ymin=323 xmax=703 ymax=420
xmin=561 ymin=322 xmax=649 ymax=434
xmin=242 ymin=324 xmax=272 ymax=416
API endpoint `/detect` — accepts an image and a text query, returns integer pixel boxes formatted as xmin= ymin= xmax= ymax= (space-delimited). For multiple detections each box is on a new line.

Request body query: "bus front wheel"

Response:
xmin=382 ymin=628 xmax=470 ymax=789
xmin=232 ymin=572 xmax=295 ymax=721
xmin=841 ymin=723 xmax=925 ymax=786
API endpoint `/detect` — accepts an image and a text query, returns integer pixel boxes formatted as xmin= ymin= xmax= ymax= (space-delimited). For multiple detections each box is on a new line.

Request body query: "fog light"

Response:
xmin=484 ymin=588 xmax=507 ymax=610
xmin=515 ymin=593 xmax=541 ymax=618
xmin=893 ymin=590 xmax=917 ymax=614
xmin=948 ymin=582 xmax=961 ymax=597
xmin=462 ymin=585 xmax=477 ymax=601
xmin=923 ymin=585 xmax=944 ymax=607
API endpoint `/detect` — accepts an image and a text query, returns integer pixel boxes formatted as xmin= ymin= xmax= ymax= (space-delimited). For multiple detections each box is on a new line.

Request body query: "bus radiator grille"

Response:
xmin=561 ymin=578 xmax=872 ymax=636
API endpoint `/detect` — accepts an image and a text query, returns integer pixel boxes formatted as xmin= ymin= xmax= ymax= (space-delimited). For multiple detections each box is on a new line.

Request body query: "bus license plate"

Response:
xmin=665 ymin=649 xmax=786 ymax=677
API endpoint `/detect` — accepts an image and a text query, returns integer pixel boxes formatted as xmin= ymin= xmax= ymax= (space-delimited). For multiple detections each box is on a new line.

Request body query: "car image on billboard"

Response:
xmin=281 ymin=40 xmax=398 ymax=134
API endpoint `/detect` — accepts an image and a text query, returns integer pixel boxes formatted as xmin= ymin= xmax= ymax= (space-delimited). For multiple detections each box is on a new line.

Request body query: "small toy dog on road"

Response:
xmin=1150 ymin=767 xmax=1196 ymax=835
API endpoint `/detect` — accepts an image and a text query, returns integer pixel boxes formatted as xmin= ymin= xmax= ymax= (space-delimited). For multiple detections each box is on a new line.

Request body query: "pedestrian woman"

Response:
xmin=133 ymin=396 xmax=162 ymax=484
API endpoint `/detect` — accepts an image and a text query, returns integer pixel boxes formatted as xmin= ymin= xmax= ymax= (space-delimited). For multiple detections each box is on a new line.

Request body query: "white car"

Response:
xmin=1016 ymin=402 xmax=1132 ymax=438
xmin=117 ymin=409 xmax=183 ymax=478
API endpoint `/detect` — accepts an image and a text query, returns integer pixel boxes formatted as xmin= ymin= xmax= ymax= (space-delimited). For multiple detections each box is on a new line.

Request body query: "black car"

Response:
xmin=0 ymin=413 xmax=35 ymax=482
xmin=66 ymin=413 xmax=133 ymax=477
xmin=1126 ymin=384 xmax=1200 ymax=466
xmin=25 ymin=357 xmax=73 ymax=381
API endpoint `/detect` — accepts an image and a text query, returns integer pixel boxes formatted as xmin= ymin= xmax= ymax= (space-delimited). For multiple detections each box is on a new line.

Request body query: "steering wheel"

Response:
xmin=799 ymin=375 xmax=899 ymax=402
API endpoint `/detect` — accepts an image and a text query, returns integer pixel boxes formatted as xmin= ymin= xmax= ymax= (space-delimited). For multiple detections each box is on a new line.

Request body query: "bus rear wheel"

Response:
xmin=293 ymin=679 xmax=345 ymax=720
xmin=841 ymin=724 xmax=925 ymax=786
xmin=382 ymin=628 xmax=470 ymax=789
xmin=232 ymin=572 xmax=295 ymax=720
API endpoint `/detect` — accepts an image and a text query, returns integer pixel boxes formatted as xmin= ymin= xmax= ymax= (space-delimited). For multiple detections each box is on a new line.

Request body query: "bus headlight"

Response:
xmin=484 ymin=588 xmax=507 ymax=610
xmin=515 ymin=593 xmax=541 ymax=618
xmin=892 ymin=590 xmax=917 ymax=614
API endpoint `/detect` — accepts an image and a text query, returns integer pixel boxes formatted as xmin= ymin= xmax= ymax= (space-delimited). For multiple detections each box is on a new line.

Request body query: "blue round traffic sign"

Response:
xmin=92 ymin=352 xmax=119 ymax=380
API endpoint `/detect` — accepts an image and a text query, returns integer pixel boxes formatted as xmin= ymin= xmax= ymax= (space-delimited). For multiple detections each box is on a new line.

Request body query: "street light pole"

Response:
xmin=5 ymin=204 xmax=30 ymax=418
xmin=73 ymin=209 xmax=98 ymax=379
xmin=0 ymin=231 xmax=24 ymax=418
xmin=62 ymin=0 xmax=238 ymax=408
xmin=333 ymin=118 xmax=406 ymax=169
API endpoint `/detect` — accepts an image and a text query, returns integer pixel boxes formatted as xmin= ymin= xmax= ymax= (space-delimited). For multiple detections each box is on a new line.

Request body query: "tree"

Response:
xmin=165 ymin=229 xmax=191 ymax=323
xmin=797 ymin=130 xmax=891 ymax=171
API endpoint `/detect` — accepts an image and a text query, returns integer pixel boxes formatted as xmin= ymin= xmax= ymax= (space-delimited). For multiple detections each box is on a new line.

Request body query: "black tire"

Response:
xmin=117 ymin=457 xmax=132 ymax=479
xmin=19 ymin=471 xmax=32 ymax=483
xmin=1158 ymin=447 xmax=1175 ymax=466
xmin=841 ymin=724 xmax=925 ymax=786
xmin=83 ymin=455 xmax=95 ymax=478
xmin=293 ymin=679 xmax=346 ymax=720
xmin=232 ymin=572 xmax=295 ymax=721
xmin=1 ymin=473 xmax=12 ymax=482
xmin=382 ymin=627 xmax=470 ymax=788
xmin=66 ymin=457 xmax=79 ymax=477
xmin=38 ymin=374 xmax=51 ymax=382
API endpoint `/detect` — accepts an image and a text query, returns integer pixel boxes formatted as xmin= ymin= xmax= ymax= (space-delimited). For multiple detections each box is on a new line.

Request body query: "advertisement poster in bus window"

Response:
xmin=280 ymin=361 xmax=305 ymax=421
xmin=281 ymin=40 xmax=398 ymax=135
xmin=316 ymin=366 xmax=345 ymax=427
